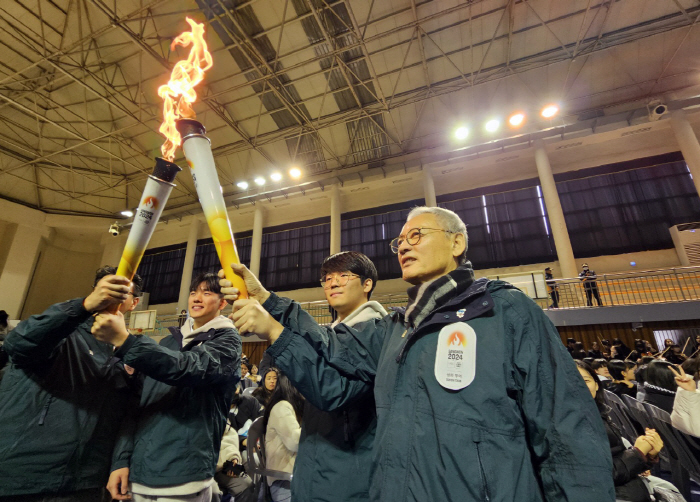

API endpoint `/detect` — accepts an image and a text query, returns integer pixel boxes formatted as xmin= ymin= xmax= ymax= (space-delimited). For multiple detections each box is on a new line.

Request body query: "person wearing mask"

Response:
xmin=223 ymin=206 xmax=614 ymax=501
xmin=253 ymin=367 xmax=279 ymax=407
xmin=641 ymin=360 xmax=679 ymax=413
xmin=264 ymin=374 xmax=304 ymax=502
xmin=579 ymin=263 xmax=603 ymax=306
xmin=0 ymin=267 xmax=142 ymax=502
xmin=544 ymin=267 xmax=559 ymax=309
xmin=670 ymin=359 xmax=700 ymax=437
xmin=628 ymin=340 xmax=653 ymax=363
xmin=607 ymin=360 xmax=637 ymax=398
xmin=93 ymin=273 xmax=241 ymax=502
xmin=588 ymin=341 xmax=604 ymax=359
xmin=288 ymin=251 xmax=387 ymax=502
xmin=575 ymin=361 xmax=663 ymax=502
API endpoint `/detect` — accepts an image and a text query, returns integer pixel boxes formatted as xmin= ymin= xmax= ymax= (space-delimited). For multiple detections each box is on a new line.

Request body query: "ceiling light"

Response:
xmin=270 ymin=172 xmax=283 ymax=182
xmin=289 ymin=167 xmax=302 ymax=179
xmin=508 ymin=113 xmax=525 ymax=127
xmin=454 ymin=126 xmax=469 ymax=140
xmin=254 ymin=177 xmax=266 ymax=186
xmin=484 ymin=119 xmax=500 ymax=133
xmin=236 ymin=181 xmax=249 ymax=190
xmin=120 ymin=210 xmax=134 ymax=218
xmin=541 ymin=104 xmax=559 ymax=118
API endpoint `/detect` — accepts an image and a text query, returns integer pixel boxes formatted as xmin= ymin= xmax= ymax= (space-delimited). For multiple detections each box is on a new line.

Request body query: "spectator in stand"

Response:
xmin=178 ymin=309 xmax=187 ymax=328
xmin=579 ymin=263 xmax=603 ymax=306
xmin=253 ymin=367 xmax=279 ymax=407
xmin=610 ymin=338 xmax=631 ymax=360
xmin=641 ymin=361 xmax=679 ymax=414
xmin=670 ymin=362 xmax=700 ymax=437
xmin=588 ymin=341 xmax=604 ymax=359
xmin=239 ymin=361 xmax=257 ymax=390
xmin=249 ymin=364 xmax=262 ymax=384
xmin=214 ymin=413 xmax=255 ymax=502
xmin=544 ymin=267 xmax=559 ymax=309
xmin=229 ymin=386 xmax=263 ymax=439
xmin=665 ymin=345 xmax=687 ymax=365
xmin=0 ymin=267 xmax=142 ymax=502
xmin=571 ymin=342 xmax=587 ymax=360
xmin=566 ymin=337 xmax=577 ymax=356
xmin=264 ymin=374 xmax=304 ymax=502
xmin=635 ymin=365 xmax=649 ymax=402
xmin=592 ymin=358 xmax=612 ymax=389
xmin=575 ymin=361 xmax=663 ymax=502
xmin=607 ymin=360 xmax=637 ymax=398
xmin=628 ymin=340 xmax=653 ymax=363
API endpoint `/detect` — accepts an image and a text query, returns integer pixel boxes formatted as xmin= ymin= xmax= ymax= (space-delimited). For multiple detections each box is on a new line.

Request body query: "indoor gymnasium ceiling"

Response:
xmin=0 ymin=0 xmax=699 ymax=217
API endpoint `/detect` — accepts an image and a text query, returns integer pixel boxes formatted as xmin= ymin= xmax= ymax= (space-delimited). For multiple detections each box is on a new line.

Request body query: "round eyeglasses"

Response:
xmin=390 ymin=227 xmax=455 ymax=254
xmin=320 ymin=273 xmax=360 ymax=289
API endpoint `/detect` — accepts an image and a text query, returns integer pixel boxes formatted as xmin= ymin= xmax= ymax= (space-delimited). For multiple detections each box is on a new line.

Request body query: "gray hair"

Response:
xmin=406 ymin=206 xmax=468 ymax=264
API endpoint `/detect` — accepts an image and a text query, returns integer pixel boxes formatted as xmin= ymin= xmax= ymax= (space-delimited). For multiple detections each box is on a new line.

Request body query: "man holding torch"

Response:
xmin=92 ymin=272 xmax=241 ymax=502
xmin=0 ymin=267 xmax=142 ymax=502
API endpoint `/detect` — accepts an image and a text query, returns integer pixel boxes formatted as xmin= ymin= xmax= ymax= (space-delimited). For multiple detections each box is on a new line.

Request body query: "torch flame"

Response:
xmin=158 ymin=18 xmax=213 ymax=161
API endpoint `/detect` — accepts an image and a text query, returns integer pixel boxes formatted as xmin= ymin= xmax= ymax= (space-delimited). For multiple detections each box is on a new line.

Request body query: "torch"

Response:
xmin=110 ymin=157 xmax=182 ymax=313
xmin=176 ymin=119 xmax=248 ymax=298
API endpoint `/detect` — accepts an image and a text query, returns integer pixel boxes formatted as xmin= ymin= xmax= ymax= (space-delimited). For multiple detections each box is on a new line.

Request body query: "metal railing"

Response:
xmin=146 ymin=266 xmax=700 ymax=331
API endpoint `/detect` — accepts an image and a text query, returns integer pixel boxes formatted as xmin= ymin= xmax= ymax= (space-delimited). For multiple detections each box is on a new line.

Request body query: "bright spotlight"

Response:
xmin=484 ymin=119 xmax=500 ymax=133
xmin=270 ymin=172 xmax=283 ymax=182
xmin=508 ymin=113 xmax=525 ymax=127
xmin=120 ymin=210 xmax=134 ymax=218
xmin=236 ymin=181 xmax=249 ymax=190
xmin=454 ymin=126 xmax=469 ymax=140
xmin=254 ymin=177 xmax=266 ymax=186
xmin=541 ymin=104 xmax=559 ymax=118
xmin=289 ymin=167 xmax=302 ymax=179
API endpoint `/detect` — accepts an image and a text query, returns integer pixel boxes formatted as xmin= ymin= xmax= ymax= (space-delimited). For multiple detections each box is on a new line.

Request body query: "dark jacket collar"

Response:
xmin=167 ymin=326 xmax=219 ymax=350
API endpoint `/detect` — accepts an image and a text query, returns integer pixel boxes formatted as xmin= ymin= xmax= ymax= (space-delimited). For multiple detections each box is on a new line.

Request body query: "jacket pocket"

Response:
xmin=473 ymin=429 xmax=491 ymax=502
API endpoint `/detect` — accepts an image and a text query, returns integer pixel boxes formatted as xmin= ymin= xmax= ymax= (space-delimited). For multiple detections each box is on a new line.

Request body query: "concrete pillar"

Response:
xmin=534 ymin=140 xmax=578 ymax=279
xmin=250 ymin=206 xmax=265 ymax=276
xmin=670 ymin=109 xmax=700 ymax=197
xmin=0 ymin=224 xmax=45 ymax=319
xmin=330 ymin=184 xmax=341 ymax=255
xmin=177 ymin=218 xmax=201 ymax=312
xmin=423 ymin=167 xmax=437 ymax=207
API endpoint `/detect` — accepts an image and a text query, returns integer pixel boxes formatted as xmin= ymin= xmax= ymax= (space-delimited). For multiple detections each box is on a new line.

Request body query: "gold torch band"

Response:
xmin=176 ymin=119 xmax=248 ymax=299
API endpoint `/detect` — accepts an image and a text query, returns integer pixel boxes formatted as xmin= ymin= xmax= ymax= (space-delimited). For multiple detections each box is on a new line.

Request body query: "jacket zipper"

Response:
xmin=474 ymin=441 xmax=491 ymax=501
xmin=38 ymin=396 xmax=53 ymax=425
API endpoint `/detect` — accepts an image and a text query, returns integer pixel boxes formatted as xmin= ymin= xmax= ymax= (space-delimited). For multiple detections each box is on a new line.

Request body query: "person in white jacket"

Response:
xmin=215 ymin=419 xmax=254 ymax=502
xmin=263 ymin=373 xmax=304 ymax=502
xmin=670 ymin=363 xmax=700 ymax=437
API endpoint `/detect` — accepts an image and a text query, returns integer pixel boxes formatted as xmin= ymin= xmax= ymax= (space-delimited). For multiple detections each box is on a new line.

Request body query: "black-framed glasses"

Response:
xmin=320 ymin=273 xmax=360 ymax=289
xmin=390 ymin=227 xmax=455 ymax=254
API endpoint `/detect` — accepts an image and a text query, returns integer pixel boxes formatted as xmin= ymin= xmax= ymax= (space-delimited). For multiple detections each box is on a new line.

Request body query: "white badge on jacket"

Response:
xmin=434 ymin=322 xmax=477 ymax=390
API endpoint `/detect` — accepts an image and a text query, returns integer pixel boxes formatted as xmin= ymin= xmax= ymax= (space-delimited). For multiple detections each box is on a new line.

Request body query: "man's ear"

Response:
xmin=452 ymin=233 xmax=466 ymax=259
xmin=218 ymin=297 xmax=227 ymax=312
xmin=362 ymin=279 xmax=373 ymax=294
xmin=130 ymin=297 xmax=140 ymax=311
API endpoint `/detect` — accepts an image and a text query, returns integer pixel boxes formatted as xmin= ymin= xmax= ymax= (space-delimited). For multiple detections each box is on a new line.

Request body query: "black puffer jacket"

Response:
xmin=604 ymin=418 xmax=653 ymax=502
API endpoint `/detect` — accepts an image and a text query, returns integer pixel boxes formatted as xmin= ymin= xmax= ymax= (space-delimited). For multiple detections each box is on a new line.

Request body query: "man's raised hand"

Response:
xmin=83 ymin=275 xmax=131 ymax=312
xmin=91 ymin=311 xmax=130 ymax=347
xmin=218 ymin=263 xmax=270 ymax=304
xmin=230 ymin=299 xmax=284 ymax=343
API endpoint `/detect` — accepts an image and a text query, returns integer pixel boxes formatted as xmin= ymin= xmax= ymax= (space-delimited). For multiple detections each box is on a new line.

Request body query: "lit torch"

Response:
xmin=111 ymin=158 xmax=181 ymax=313
xmin=157 ymin=18 xmax=248 ymax=298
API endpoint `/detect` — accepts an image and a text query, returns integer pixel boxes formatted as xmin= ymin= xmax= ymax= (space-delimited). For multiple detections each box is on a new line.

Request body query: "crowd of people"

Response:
xmin=0 ymin=205 xmax=699 ymax=502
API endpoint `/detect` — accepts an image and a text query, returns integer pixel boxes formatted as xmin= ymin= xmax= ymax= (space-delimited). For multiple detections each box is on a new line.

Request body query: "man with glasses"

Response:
xmin=222 ymin=206 xmax=614 ymax=502
xmin=0 ymin=266 xmax=142 ymax=502
xmin=290 ymin=251 xmax=386 ymax=502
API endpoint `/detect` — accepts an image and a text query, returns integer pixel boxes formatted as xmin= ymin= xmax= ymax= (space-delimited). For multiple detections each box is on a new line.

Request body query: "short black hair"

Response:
xmin=645 ymin=360 xmax=679 ymax=392
xmin=607 ymin=359 xmax=635 ymax=380
xmin=189 ymin=272 xmax=223 ymax=297
xmin=94 ymin=266 xmax=143 ymax=296
xmin=320 ymin=251 xmax=379 ymax=300
xmin=566 ymin=338 xmax=576 ymax=345
xmin=591 ymin=359 xmax=608 ymax=371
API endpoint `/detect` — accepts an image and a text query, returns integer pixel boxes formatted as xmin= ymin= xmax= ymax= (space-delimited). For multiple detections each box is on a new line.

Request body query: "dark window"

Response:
xmin=259 ymin=223 xmax=330 ymax=290
xmin=441 ymin=187 xmax=557 ymax=268
xmin=192 ymin=235 xmax=252 ymax=278
xmin=558 ymin=161 xmax=700 ymax=257
xmin=138 ymin=244 xmax=187 ymax=305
